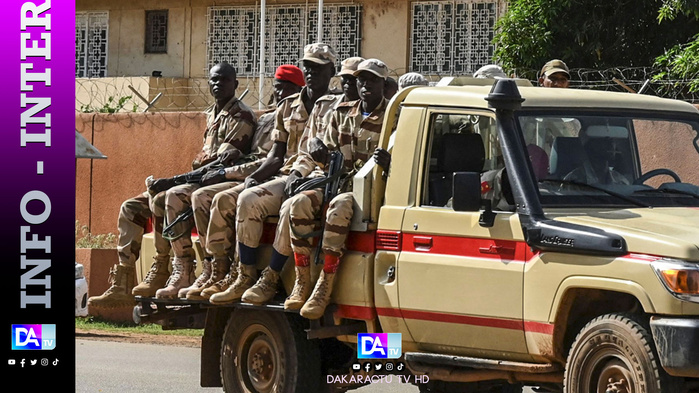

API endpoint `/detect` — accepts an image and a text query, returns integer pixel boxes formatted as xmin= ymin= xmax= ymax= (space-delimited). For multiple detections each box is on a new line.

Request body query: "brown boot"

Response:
xmin=178 ymin=257 xmax=212 ymax=298
xmin=87 ymin=264 xmax=136 ymax=308
xmin=284 ymin=265 xmax=311 ymax=310
xmin=155 ymin=257 xmax=195 ymax=299
xmin=132 ymin=256 xmax=170 ymax=297
xmin=300 ymin=270 xmax=336 ymax=320
xmin=186 ymin=255 xmax=230 ymax=300
xmin=200 ymin=269 xmax=237 ymax=299
xmin=209 ymin=263 xmax=257 ymax=305
xmin=242 ymin=267 xmax=281 ymax=305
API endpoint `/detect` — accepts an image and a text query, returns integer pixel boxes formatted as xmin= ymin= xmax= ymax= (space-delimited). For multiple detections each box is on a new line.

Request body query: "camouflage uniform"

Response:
xmin=151 ymin=96 xmax=255 ymax=299
xmin=289 ymin=97 xmax=387 ymax=258
xmin=179 ymin=110 xmax=275 ymax=299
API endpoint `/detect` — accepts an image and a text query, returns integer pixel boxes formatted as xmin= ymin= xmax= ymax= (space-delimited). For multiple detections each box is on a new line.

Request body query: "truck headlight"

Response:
xmin=652 ymin=259 xmax=699 ymax=302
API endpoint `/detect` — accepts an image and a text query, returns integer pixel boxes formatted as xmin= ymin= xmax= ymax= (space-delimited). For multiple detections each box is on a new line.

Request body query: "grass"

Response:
xmin=75 ymin=316 xmax=204 ymax=338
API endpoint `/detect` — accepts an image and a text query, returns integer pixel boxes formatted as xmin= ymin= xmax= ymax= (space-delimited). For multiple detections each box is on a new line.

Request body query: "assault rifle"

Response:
xmin=146 ymin=156 xmax=225 ymax=196
xmin=289 ymin=151 xmax=345 ymax=265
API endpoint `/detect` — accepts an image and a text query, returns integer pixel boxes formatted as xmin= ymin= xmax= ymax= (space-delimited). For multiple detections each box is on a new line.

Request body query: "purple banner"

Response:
xmin=0 ymin=0 xmax=75 ymax=385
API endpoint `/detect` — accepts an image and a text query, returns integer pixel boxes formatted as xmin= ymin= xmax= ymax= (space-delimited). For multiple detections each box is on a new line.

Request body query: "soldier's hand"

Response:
xmin=218 ymin=150 xmax=241 ymax=167
xmin=148 ymin=178 xmax=177 ymax=195
xmin=200 ymin=168 xmax=227 ymax=186
xmin=244 ymin=176 xmax=260 ymax=189
xmin=284 ymin=171 xmax=305 ymax=197
xmin=373 ymin=148 xmax=391 ymax=171
xmin=308 ymin=137 xmax=329 ymax=165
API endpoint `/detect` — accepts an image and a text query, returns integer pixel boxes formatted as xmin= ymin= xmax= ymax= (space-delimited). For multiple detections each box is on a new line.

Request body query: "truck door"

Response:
xmin=396 ymin=109 xmax=530 ymax=359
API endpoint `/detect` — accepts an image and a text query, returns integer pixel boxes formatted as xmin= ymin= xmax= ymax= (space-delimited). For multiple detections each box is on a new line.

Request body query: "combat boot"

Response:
xmin=300 ymin=270 xmax=336 ymax=320
xmin=186 ymin=255 xmax=230 ymax=300
xmin=155 ymin=257 xmax=195 ymax=299
xmin=284 ymin=265 xmax=311 ymax=310
xmin=87 ymin=264 xmax=136 ymax=308
xmin=242 ymin=267 xmax=281 ymax=305
xmin=132 ymin=256 xmax=170 ymax=297
xmin=178 ymin=257 xmax=212 ymax=298
xmin=199 ymin=267 xmax=237 ymax=299
xmin=209 ymin=263 xmax=257 ymax=305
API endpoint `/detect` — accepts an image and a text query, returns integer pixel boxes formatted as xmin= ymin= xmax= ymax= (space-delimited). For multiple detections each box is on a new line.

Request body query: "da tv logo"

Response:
xmin=357 ymin=333 xmax=401 ymax=359
xmin=11 ymin=324 xmax=56 ymax=350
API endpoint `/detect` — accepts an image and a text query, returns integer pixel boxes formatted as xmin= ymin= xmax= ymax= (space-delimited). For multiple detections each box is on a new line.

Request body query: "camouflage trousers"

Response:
xmin=192 ymin=181 xmax=244 ymax=257
xmin=235 ymin=176 xmax=293 ymax=255
xmin=288 ymin=191 xmax=354 ymax=257
xmin=117 ymin=190 xmax=168 ymax=268
xmin=198 ymin=181 xmax=245 ymax=258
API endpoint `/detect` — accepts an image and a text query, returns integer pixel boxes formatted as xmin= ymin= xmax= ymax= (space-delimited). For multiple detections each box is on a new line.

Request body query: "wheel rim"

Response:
xmin=583 ymin=346 xmax=637 ymax=393
xmin=236 ymin=324 xmax=281 ymax=393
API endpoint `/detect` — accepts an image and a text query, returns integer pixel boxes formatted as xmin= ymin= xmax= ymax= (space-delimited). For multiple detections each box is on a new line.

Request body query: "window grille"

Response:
xmin=411 ymin=0 xmax=501 ymax=75
xmin=145 ymin=10 xmax=168 ymax=54
xmin=75 ymin=11 xmax=109 ymax=78
xmin=207 ymin=4 xmax=361 ymax=76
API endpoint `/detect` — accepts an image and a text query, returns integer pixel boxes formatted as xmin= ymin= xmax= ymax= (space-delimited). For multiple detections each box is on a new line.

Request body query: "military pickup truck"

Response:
xmin=135 ymin=78 xmax=699 ymax=393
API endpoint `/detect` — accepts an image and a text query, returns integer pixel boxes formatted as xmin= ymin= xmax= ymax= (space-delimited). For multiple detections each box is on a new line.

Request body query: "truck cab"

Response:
xmin=137 ymin=79 xmax=699 ymax=393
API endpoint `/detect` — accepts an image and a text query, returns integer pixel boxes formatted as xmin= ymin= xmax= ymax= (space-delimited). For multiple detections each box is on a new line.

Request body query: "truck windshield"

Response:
xmin=516 ymin=111 xmax=699 ymax=208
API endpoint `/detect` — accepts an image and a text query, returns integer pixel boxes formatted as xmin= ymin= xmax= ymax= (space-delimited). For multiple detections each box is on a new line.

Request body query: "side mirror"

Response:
xmin=452 ymin=172 xmax=482 ymax=212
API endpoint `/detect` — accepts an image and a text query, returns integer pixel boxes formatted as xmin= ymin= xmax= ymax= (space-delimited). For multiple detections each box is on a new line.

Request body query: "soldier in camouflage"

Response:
xmin=87 ymin=62 xmax=255 ymax=307
xmin=283 ymin=59 xmax=390 ymax=319
xmin=180 ymin=65 xmax=305 ymax=300
xmin=208 ymin=43 xmax=339 ymax=305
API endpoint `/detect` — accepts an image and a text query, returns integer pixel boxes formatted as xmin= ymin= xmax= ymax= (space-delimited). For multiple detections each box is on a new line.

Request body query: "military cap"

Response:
xmin=301 ymin=43 xmax=338 ymax=65
xmin=353 ymin=58 xmax=389 ymax=79
xmin=540 ymin=59 xmax=570 ymax=78
xmin=338 ymin=57 xmax=365 ymax=76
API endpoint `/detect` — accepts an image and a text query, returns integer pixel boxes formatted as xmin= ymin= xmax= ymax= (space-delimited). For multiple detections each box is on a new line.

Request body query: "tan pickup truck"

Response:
xmin=136 ymin=78 xmax=699 ymax=393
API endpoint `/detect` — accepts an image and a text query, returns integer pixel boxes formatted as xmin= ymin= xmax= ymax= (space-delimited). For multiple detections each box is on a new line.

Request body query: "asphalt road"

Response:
xmin=76 ymin=339 xmax=538 ymax=393
xmin=76 ymin=339 xmax=418 ymax=393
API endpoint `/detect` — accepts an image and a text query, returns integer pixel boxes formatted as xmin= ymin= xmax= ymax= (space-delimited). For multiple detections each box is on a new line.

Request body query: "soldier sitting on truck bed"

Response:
xmin=177 ymin=65 xmax=305 ymax=300
xmin=206 ymin=43 xmax=339 ymax=305
xmin=87 ymin=62 xmax=255 ymax=308
xmin=241 ymin=59 xmax=391 ymax=319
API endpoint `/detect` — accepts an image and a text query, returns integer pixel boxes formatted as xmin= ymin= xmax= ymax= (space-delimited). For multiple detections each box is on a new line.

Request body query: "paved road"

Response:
xmin=77 ymin=339 xmax=538 ymax=393
xmin=76 ymin=339 xmax=418 ymax=392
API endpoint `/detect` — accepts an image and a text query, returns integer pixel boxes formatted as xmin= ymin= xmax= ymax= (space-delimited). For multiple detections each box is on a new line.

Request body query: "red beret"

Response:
xmin=275 ymin=64 xmax=305 ymax=87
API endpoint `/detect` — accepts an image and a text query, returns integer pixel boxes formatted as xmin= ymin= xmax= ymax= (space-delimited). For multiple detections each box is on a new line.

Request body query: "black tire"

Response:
xmin=564 ymin=313 xmax=683 ymax=393
xmin=220 ymin=309 xmax=320 ymax=393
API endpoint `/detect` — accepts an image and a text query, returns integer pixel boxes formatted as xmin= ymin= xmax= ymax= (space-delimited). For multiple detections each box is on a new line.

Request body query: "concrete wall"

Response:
xmin=76 ymin=112 xmax=205 ymax=236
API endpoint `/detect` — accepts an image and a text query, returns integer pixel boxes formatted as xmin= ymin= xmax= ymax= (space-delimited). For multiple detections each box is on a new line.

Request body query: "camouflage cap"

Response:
xmin=540 ymin=59 xmax=570 ymax=78
xmin=338 ymin=57 xmax=365 ymax=76
xmin=301 ymin=43 xmax=338 ymax=65
xmin=353 ymin=58 xmax=389 ymax=79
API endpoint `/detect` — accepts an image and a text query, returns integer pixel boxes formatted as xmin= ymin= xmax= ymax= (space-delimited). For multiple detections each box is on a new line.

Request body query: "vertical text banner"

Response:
xmin=0 ymin=0 xmax=75 ymax=386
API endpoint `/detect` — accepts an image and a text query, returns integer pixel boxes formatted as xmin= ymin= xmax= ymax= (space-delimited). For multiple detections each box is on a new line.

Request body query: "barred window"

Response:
xmin=207 ymin=4 xmax=361 ymax=76
xmin=411 ymin=0 xmax=502 ymax=75
xmin=75 ymin=11 xmax=109 ymax=78
xmin=145 ymin=10 xmax=168 ymax=54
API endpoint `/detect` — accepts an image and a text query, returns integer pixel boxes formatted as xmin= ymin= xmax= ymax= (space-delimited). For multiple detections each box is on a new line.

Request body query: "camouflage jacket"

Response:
xmin=271 ymin=87 xmax=335 ymax=175
xmin=224 ymin=108 xmax=276 ymax=180
xmin=192 ymin=96 xmax=256 ymax=169
xmin=323 ymin=97 xmax=387 ymax=191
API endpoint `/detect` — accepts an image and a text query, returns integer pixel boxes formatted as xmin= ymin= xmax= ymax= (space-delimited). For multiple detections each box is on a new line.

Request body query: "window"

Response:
xmin=410 ymin=0 xmax=502 ymax=75
xmin=207 ymin=4 xmax=362 ymax=76
xmin=421 ymin=112 xmax=500 ymax=207
xmin=75 ymin=11 xmax=109 ymax=77
xmin=145 ymin=10 xmax=168 ymax=54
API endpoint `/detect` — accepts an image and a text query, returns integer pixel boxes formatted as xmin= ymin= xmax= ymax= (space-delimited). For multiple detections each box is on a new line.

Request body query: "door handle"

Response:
xmin=479 ymin=245 xmax=515 ymax=254
xmin=413 ymin=236 xmax=433 ymax=250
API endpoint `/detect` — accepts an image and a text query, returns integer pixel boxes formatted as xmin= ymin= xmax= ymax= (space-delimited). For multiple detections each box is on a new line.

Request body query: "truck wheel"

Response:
xmin=220 ymin=310 xmax=320 ymax=393
xmin=564 ymin=313 xmax=681 ymax=393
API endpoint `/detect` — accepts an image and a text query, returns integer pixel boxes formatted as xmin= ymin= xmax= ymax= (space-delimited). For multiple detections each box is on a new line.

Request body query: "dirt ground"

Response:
xmin=75 ymin=328 xmax=202 ymax=348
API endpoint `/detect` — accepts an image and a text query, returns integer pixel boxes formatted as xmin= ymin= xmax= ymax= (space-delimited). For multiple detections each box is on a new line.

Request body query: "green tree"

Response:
xmin=494 ymin=0 xmax=699 ymax=78
xmin=653 ymin=0 xmax=699 ymax=92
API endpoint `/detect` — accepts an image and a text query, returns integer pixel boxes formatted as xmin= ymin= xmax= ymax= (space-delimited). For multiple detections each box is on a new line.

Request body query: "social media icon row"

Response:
xmin=352 ymin=361 xmax=404 ymax=373
xmin=8 ymin=358 xmax=58 ymax=367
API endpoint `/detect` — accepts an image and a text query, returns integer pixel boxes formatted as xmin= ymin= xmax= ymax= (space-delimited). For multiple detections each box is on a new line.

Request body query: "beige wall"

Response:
xmin=76 ymin=0 xmax=412 ymax=79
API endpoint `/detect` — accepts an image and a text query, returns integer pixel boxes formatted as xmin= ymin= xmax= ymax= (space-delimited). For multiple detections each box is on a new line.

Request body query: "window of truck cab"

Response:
xmin=419 ymin=109 xmax=508 ymax=210
xmin=515 ymin=110 xmax=699 ymax=208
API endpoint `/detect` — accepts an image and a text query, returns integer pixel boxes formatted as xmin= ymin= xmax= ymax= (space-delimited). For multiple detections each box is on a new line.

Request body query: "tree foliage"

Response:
xmin=494 ymin=0 xmax=699 ymax=78
xmin=653 ymin=0 xmax=699 ymax=92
